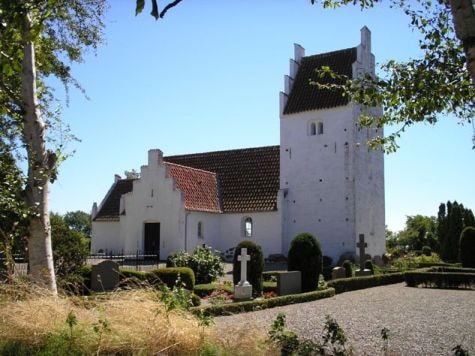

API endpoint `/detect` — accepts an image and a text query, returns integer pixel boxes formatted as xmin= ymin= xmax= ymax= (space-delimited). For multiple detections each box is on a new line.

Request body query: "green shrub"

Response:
xmin=459 ymin=226 xmax=475 ymax=268
xmin=193 ymin=283 xmax=233 ymax=297
xmin=192 ymin=288 xmax=335 ymax=317
xmin=167 ymin=246 xmax=224 ymax=284
xmin=405 ymin=267 xmax=475 ymax=289
xmin=422 ymin=246 xmax=432 ymax=257
xmin=150 ymin=267 xmax=195 ymax=290
xmin=364 ymin=260 xmax=374 ymax=274
xmin=233 ymin=240 xmax=264 ymax=297
xmin=342 ymin=260 xmax=352 ymax=278
xmin=263 ymin=280 xmax=277 ymax=293
xmin=327 ymin=273 xmax=405 ymax=294
xmin=191 ymin=293 xmax=201 ymax=307
xmin=322 ymin=256 xmax=333 ymax=267
xmin=288 ymin=233 xmax=322 ymax=292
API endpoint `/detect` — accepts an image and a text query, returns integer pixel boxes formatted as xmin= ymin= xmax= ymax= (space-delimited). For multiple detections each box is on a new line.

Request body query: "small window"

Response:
xmin=310 ymin=122 xmax=316 ymax=135
xmin=318 ymin=122 xmax=324 ymax=135
xmin=197 ymin=221 xmax=203 ymax=239
xmin=244 ymin=217 xmax=253 ymax=237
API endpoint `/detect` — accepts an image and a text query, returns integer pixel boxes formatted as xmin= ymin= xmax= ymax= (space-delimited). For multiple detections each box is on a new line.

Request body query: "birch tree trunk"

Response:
xmin=21 ymin=10 xmax=57 ymax=294
xmin=450 ymin=0 xmax=475 ymax=87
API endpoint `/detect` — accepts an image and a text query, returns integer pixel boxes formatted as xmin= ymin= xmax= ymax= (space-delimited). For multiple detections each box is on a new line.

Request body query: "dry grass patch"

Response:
xmin=0 ymin=282 xmax=272 ymax=355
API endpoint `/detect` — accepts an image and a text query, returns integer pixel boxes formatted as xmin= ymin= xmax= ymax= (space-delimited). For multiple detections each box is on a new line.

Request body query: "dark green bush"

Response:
xmin=322 ymin=255 xmax=333 ymax=267
xmin=405 ymin=268 xmax=475 ymax=289
xmin=191 ymin=293 xmax=201 ymax=307
xmin=150 ymin=267 xmax=195 ymax=290
xmin=288 ymin=233 xmax=322 ymax=292
xmin=421 ymin=246 xmax=432 ymax=257
xmin=342 ymin=260 xmax=352 ymax=278
xmin=166 ymin=246 xmax=224 ymax=284
xmin=327 ymin=273 xmax=405 ymax=294
xmin=364 ymin=260 xmax=374 ymax=274
xmin=459 ymin=226 xmax=475 ymax=268
xmin=192 ymin=287 xmax=335 ymax=317
xmin=233 ymin=240 xmax=264 ymax=297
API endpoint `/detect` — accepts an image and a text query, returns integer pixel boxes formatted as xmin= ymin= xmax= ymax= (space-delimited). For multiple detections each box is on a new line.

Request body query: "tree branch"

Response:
xmin=160 ymin=0 xmax=183 ymax=18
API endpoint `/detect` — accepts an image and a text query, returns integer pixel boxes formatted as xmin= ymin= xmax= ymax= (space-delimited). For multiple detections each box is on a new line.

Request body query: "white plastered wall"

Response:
xmin=91 ymin=221 xmax=122 ymax=253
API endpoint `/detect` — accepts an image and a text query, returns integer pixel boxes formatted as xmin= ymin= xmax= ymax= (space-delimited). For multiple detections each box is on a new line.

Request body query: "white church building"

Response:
xmin=91 ymin=27 xmax=385 ymax=264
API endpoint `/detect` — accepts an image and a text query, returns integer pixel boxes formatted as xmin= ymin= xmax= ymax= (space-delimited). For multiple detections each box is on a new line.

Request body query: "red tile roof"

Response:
xmin=165 ymin=146 xmax=280 ymax=213
xmin=94 ymin=146 xmax=280 ymax=221
xmin=284 ymin=47 xmax=357 ymax=114
xmin=165 ymin=162 xmax=221 ymax=213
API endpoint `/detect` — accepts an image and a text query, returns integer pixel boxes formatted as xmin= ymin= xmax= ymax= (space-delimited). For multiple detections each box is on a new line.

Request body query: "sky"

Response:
xmin=48 ymin=0 xmax=475 ymax=232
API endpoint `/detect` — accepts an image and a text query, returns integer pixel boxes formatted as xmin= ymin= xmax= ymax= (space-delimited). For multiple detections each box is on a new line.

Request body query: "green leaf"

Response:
xmin=135 ymin=0 xmax=145 ymax=16
xmin=2 ymin=63 xmax=14 ymax=76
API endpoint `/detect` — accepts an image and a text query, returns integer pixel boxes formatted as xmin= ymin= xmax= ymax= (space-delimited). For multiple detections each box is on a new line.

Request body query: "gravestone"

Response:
xmin=91 ymin=260 xmax=120 ymax=292
xmin=234 ymin=248 xmax=252 ymax=300
xmin=331 ymin=267 xmax=346 ymax=280
xmin=276 ymin=271 xmax=301 ymax=295
xmin=355 ymin=234 xmax=372 ymax=277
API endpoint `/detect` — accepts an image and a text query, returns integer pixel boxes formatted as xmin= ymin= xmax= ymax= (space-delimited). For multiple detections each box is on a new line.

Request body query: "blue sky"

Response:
xmin=48 ymin=0 xmax=475 ymax=232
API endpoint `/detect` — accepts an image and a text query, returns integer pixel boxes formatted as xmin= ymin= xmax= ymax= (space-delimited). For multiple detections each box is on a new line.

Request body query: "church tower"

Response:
xmin=279 ymin=27 xmax=385 ymax=263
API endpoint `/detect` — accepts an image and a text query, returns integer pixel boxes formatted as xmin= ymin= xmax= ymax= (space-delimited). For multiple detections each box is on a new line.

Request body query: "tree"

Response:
xmin=437 ymin=200 xmax=474 ymax=261
xmin=64 ymin=211 xmax=92 ymax=237
xmin=310 ymin=0 xmax=474 ymax=151
xmin=0 ymin=1 xmax=106 ymax=292
xmin=135 ymin=0 xmax=184 ymax=19
xmin=396 ymin=215 xmax=438 ymax=252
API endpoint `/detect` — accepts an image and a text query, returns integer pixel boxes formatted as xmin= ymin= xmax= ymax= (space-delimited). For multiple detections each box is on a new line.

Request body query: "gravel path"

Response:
xmin=214 ymin=283 xmax=475 ymax=355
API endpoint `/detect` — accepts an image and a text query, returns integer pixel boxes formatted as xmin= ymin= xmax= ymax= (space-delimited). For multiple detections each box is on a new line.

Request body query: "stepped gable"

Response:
xmin=164 ymin=145 xmax=280 ymax=213
xmin=284 ymin=47 xmax=357 ymax=114
xmin=164 ymin=162 xmax=221 ymax=213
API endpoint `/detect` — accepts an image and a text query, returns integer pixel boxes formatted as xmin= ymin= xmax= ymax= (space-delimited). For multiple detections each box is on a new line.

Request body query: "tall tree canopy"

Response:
xmin=0 ymin=0 xmax=106 ymax=292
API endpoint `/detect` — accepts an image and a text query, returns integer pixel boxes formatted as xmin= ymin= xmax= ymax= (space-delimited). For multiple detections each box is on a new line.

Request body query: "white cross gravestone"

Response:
xmin=234 ymin=247 xmax=253 ymax=300
xmin=355 ymin=234 xmax=372 ymax=276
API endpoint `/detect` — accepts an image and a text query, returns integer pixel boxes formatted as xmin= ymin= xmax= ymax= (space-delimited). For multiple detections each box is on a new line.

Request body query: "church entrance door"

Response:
xmin=144 ymin=222 xmax=160 ymax=259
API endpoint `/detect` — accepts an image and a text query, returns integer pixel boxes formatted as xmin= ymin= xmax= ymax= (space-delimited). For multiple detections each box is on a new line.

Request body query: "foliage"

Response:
xmin=327 ymin=273 xmax=405 ymax=294
xmin=288 ymin=232 xmax=323 ymax=292
xmin=311 ymin=0 xmax=475 ymax=152
xmin=192 ymin=288 xmax=335 ymax=317
xmin=193 ymin=283 xmax=233 ymax=298
xmin=342 ymin=260 xmax=353 ymax=278
xmin=389 ymin=215 xmax=438 ymax=252
xmin=50 ymin=213 xmax=89 ymax=280
xmin=167 ymin=245 xmax=224 ymax=284
xmin=232 ymin=240 xmax=264 ymax=297
xmin=63 ymin=211 xmax=91 ymax=237
xmin=459 ymin=226 xmax=475 ymax=268
xmin=156 ymin=275 xmax=193 ymax=313
xmin=151 ymin=267 xmax=195 ymax=290
xmin=205 ymin=289 xmax=233 ymax=306
xmin=404 ymin=267 xmax=475 ymax=289
xmin=437 ymin=201 xmax=475 ymax=261
xmin=422 ymin=245 xmax=432 ymax=257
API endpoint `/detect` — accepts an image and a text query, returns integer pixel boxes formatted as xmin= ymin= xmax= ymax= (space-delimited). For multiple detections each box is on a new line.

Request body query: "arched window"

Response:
xmin=310 ymin=122 xmax=316 ymax=136
xmin=243 ymin=217 xmax=253 ymax=237
xmin=197 ymin=221 xmax=203 ymax=239
xmin=318 ymin=122 xmax=324 ymax=135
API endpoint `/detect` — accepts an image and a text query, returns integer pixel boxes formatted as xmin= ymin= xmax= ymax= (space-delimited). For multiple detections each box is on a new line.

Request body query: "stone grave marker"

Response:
xmin=91 ymin=260 xmax=120 ymax=292
xmin=355 ymin=234 xmax=372 ymax=277
xmin=331 ymin=266 xmax=346 ymax=280
xmin=276 ymin=271 xmax=301 ymax=295
xmin=234 ymin=247 xmax=252 ymax=300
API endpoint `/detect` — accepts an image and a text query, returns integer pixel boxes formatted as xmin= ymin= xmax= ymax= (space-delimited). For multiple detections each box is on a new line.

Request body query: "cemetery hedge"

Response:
xmin=288 ymin=233 xmax=323 ymax=292
xmin=327 ymin=273 xmax=405 ymax=294
xmin=404 ymin=267 xmax=475 ymax=289
xmin=192 ymin=287 xmax=335 ymax=317
xmin=193 ymin=283 xmax=233 ymax=297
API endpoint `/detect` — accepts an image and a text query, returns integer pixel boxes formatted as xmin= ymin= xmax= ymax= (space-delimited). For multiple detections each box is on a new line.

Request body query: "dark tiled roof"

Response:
xmin=94 ymin=179 xmax=135 ymax=221
xmin=165 ymin=146 xmax=280 ymax=213
xmin=165 ymin=162 xmax=221 ymax=213
xmin=284 ymin=47 xmax=357 ymax=114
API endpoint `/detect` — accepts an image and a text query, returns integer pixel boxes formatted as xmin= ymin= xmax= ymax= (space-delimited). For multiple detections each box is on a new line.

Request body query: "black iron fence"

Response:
xmin=87 ymin=250 xmax=162 ymax=271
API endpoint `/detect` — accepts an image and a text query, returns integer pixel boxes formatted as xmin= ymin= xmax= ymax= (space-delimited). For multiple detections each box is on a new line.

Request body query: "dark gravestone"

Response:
xmin=91 ymin=260 xmax=120 ymax=292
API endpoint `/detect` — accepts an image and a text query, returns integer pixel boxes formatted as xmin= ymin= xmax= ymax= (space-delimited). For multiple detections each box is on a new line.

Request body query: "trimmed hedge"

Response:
xmin=263 ymin=280 xmax=277 ymax=293
xmin=191 ymin=287 xmax=335 ymax=317
xmin=193 ymin=283 xmax=233 ymax=298
xmin=404 ymin=267 xmax=475 ymax=289
xmin=150 ymin=267 xmax=195 ymax=290
xmin=327 ymin=273 xmax=405 ymax=294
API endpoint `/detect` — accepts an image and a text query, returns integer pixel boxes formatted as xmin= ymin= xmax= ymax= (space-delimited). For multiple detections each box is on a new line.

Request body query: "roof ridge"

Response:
xmin=164 ymin=161 xmax=217 ymax=176
xmin=302 ymin=46 xmax=356 ymax=60
xmin=165 ymin=144 xmax=279 ymax=159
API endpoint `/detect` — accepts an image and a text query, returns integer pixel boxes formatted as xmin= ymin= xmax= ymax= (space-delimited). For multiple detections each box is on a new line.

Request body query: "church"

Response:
xmin=91 ymin=27 xmax=385 ymax=264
